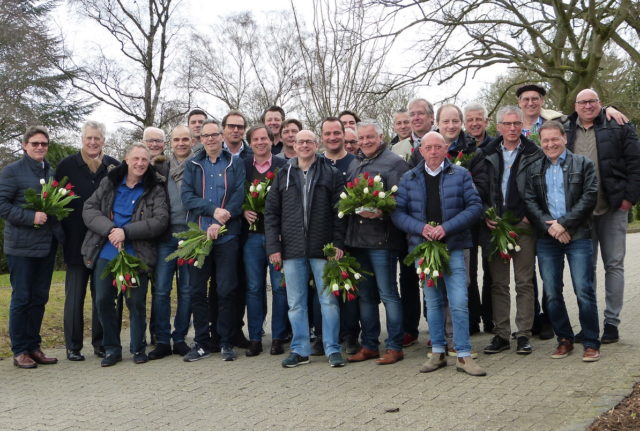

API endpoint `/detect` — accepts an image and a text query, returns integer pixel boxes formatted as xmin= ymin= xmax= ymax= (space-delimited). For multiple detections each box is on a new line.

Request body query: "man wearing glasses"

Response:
xmin=222 ymin=111 xmax=253 ymax=162
xmin=470 ymin=106 xmax=543 ymax=357
xmin=564 ymin=89 xmax=640 ymax=344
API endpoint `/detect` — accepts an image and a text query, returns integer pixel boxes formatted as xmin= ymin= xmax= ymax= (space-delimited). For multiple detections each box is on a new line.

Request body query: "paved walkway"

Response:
xmin=1 ymin=233 xmax=639 ymax=430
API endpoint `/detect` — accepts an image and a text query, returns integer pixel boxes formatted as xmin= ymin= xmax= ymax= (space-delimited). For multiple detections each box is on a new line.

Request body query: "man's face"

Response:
xmin=437 ymin=106 xmax=463 ymax=142
xmin=419 ymin=133 xmax=448 ymax=170
xmin=250 ymin=127 xmax=273 ymax=158
xmin=82 ymin=127 xmax=105 ymax=158
xmin=393 ymin=112 xmax=411 ymax=140
xmin=408 ymin=101 xmax=434 ymax=137
xmin=188 ymin=114 xmax=206 ymax=137
xmin=464 ymin=110 xmax=488 ymax=139
xmin=281 ymin=122 xmax=300 ymax=149
xmin=223 ymin=114 xmax=246 ymax=146
xmin=322 ymin=120 xmax=345 ymax=152
xmin=518 ymin=90 xmax=544 ymax=118
xmin=201 ymin=123 xmax=223 ymax=157
xmin=540 ymin=127 xmax=567 ymax=163
xmin=496 ymin=112 xmax=523 ymax=146
xmin=575 ymin=90 xmax=602 ymax=124
xmin=264 ymin=111 xmax=283 ymax=138
xmin=144 ymin=130 xmax=165 ymax=158
xmin=294 ymin=131 xmax=318 ymax=160
xmin=125 ymin=147 xmax=151 ymax=179
xmin=357 ymin=125 xmax=382 ymax=158
xmin=22 ymin=133 xmax=49 ymax=162
xmin=339 ymin=114 xmax=357 ymax=129
xmin=344 ymin=129 xmax=360 ymax=155
xmin=171 ymin=127 xmax=192 ymax=159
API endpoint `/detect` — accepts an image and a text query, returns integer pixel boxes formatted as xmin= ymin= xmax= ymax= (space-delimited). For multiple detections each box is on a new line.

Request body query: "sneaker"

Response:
xmin=133 ymin=351 xmax=148 ymax=364
xmin=516 ymin=336 xmax=533 ymax=355
xmin=311 ymin=337 xmax=324 ymax=356
xmin=402 ymin=333 xmax=418 ymax=347
xmin=282 ymin=352 xmax=310 ymax=368
xmin=446 ymin=347 xmax=478 ymax=358
xmin=183 ymin=344 xmax=211 ymax=362
xmin=456 ymin=356 xmax=487 ymax=376
xmin=601 ymin=323 xmax=619 ymax=344
xmin=551 ymin=339 xmax=573 ymax=359
xmin=172 ymin=341 xmax=190 ymax=356
xmin=328 ymin=352 xmax=346 ymax=367
xmin=484 ymin=335 xmax=510 ymax=354
xmin=221 ymin=346 xmax=237 ymax=361
xmin=583 ymin=347 xmax=601 ymax=362
xmin=420 ymin=352 xmax=447 ymax=373
xmin=100 ymin=353 xmax=122 ymax=367
xmin=148 ymin=343 xmax=172 ymax=360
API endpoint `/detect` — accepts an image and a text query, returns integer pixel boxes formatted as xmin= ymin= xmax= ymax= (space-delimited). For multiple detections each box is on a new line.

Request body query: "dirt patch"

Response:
xmin=588 ymin=381 xmax=640 ymax=430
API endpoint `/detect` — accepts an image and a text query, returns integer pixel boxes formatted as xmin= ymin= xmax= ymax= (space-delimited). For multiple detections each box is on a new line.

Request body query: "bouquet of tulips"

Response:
xmin=23 ymin=176 xmax=79 ymax=224
xmin=485 ymin=207 xmax=528 ymax=262
xmin=337 ymin=172 xmax=398 ymax=219
xmin=243 ymin=171 xmax=276 ymax=231
xmin=165 ymin=222 xmax=227 ymax=268
xmin=403 ymin=222 xmax=450 ymax=288
xmin=321 ymin=243 xmax=371 ymax=302
xmin=101 ymin=248 xmax=148 ymax=298
xmin=449 ymin=151 xmax=475 ymax=168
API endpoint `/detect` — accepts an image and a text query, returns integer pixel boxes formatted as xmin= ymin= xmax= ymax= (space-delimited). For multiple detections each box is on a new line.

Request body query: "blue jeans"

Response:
xmin=351 ymin=248 xmax=403 ymax=351
xmin=537 ymin=237 xmax=600 ymax=349
xmin=283 ymin=257 xmax=341 ymax=356
xmin=243 ymin=233 xmax=288 ymax=341
xmin=422 ymin=249 xmax=471 ymax=357
xmin=153 ymin=237 xmax=191 ymax=345
xmin=94 ymin=258 xmax=149 ymax=355
xmin=7 ymin=242 xmax=57 ymax=355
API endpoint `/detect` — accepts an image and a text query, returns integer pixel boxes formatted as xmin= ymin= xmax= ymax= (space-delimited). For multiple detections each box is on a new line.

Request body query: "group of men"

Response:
xmin=53 ymin=83 xmax=639 ymax=376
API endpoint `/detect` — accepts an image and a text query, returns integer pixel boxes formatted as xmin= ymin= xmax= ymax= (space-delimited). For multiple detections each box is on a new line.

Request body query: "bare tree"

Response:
xmin=67 ymin=0 xmax=185 ymax=128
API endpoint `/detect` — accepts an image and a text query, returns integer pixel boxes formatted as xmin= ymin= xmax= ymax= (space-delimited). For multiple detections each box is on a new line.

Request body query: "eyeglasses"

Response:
xmin=225 ymin=124 xmax=245 ymax=130
xmin=519 ymin=97 xmax=541 ymax=103
xmin=144 ymin=139 xmax=164 ymax=144
xmin=201 ymin=132 xmax=222 ymax=139
xmin=498 ymin=121 xmax=523 ymax=128
xmin=28 ymin=141 xmax=49 ymax=147
xmin=344 ymin=140 xmax=358 ymax=145
xmin=576 ymin=99 xmax=600 ymax=106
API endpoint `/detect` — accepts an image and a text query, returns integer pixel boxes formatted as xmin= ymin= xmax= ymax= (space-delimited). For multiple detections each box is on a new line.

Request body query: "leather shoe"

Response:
xmin=29 ymin=349 xmax=58 ymax=365
xmin=101 ymin=353 xmax=122 ymax=367
xmin=551 ymin=338 xmax=574 ymax=359
xmin=375 ymin=349 xmax=404 ymax=365
xmin=148 ymin=343 xmax=172 ymax=360
xmin=583 ymin=347 xmax=601 ymax=362
xmin=233 ymin=332 xmax=250 ymax=349
xmin=245 ymin=340 xmax=263 ymax=357
xmin=67 ymin=350 xmax=85 ymax=361
xmin=270 ymin=339 xmax=284 ymax=355
xmin=347 ymin=347 xmax=379 ymax=362
xmin=14 ymin=353 xmax=37 ymax=369
xmin=94 ymin=346 xmax=106 ymax=358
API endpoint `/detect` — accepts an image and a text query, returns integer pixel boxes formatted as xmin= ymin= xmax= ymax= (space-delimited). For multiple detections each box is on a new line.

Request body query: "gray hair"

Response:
xmin=125 ymin=142 xmax=151 ymax=158
xmin=463 ymin=102 xmax=488 ymax=120
xmin=81 ymin=120 xmax=106 ymax=139
xmin=357 ymin=119 xmax=383 ymax=136
xmin=143 ymin=126 xmax=165 ymax=141
xmin=407 ymin=98 xmax=434 ymax=116
xmin=496 ymin=105 xmax=523 ymax=123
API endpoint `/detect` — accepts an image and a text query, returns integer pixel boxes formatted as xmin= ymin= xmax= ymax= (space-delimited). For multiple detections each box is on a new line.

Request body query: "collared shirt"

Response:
xmin=501 ymin=142 xmax=520 ymax=201
xmin=99 ymin=177 xmax=144 ymax=260
xmin=223 ymin=141 xmax=245 ymax=156
xmin=522 ymin=116 xmax=544 ymax=137
xmin=411 ymin=132 xmax=422 ymax=148
xmin=424 ymin=161 xmax=444 ymax=177
xmin=253 ymin=155 xmax=272 ymax=174
xmin=545 ymin=150 xmax=567 ymax=219
xmin=200 ymin=155 xmax=234 ymax=245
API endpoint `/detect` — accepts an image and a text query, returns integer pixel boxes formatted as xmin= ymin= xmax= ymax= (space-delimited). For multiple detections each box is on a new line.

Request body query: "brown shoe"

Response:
xmin=456 ymin=356 xmax=487 ymax=376
xmin=583 ymin=347 xmax=601 ymax=362
xmin=551 ymin=339 xmax=573 ymax=359
xmin=375 ymin=349 xmax=404 ymax=365
xmin=13 ymin=353 xmax=37 ymax=369
xmin=29 ymin=349 xmax=58 ymax=365
xmin=347 ymin=347 xmax=379 ymax=362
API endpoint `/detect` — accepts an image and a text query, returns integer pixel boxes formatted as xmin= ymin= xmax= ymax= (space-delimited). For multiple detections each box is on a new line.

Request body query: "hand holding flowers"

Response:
xmin=165 ymin=222 xmax=228 ymax=268
xmin=485 ymin=207 xmax=529 ymax=262
xmin=243 ymin=171 xmax=275 ymax=231
xmin=337 ymin=172 xmax=398 ymax=219
xmin=321 ymin=243 xmax=371 ymax=302
xmin=101 ymin=248 xmax=148 ymax=298
xmin=23 ymin=176 xmax=79 ymax=226
xmin=404 ymin=222 xmax=450 ymax=288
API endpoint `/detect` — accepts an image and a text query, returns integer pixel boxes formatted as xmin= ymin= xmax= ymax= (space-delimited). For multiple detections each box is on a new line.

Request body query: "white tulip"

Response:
xmin=178 ymin=240 xmax=185 ymax=248
xmin=344 ymin=283 xmax=352 ymax=291
xmin=363 ymin=187 xmax=369 ymax=194
xmin=515 ymin=245 xmax=522 ymax=252
xmin=378 ymin=192 xmax=386 ymax=199
xmin=338 ymin=211 xmax=344 ymax=219
xmin=118 ymin=275 xmax=124 ymax=281
xmin=256 ymin=184 xmax=263 ymax=192
xmin=267 ymin=186 xmax=271 ymax=192
xmin=374 ymin=175 xmax=382 ymax=183
xmin=354 ymin=273 xmax=361 ymax=280
xmin=432 ymin=270 xmax=439 ymax=278
xmin=507 ymin=242 xmax=514 ymax=250
xmin=391 ymin=185 xmax=398 ymax=193
xmin=424 ymin=267 xmax=430 ymax=275
xmin=40 ymin=179 xmax=45 ymax=185
xmin=416 ymin=267 xmax=422 ymax=274
xmin=131 ymin=277 xmax=136 ymax=284
xmin=332 ymin=283 xmax=339 ymax=291
xmin=249 ymin=185 xmax=256 ymax=193
xmin=340 ymin=192 xmax=347 ymax=199
xmin=59 ymin=188 xmax=67 ymax=195
xmin=455 ymin=161 xmax=462 ymax=166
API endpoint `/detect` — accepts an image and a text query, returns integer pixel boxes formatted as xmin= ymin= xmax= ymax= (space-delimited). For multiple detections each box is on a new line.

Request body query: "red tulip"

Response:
xmin=341 ymin=271 xmax=349 ymax=279
xmin=346 ymin=182 xmax=354 ymax=189
xmin=367 ymin=178 xmax=374 ymax=187
xmin=42 ymin=191 xmax=48 ymax=198
xmin=266 ymin=171 xmax=275 ymax=180
xmin=372 ymin=190 xmax=379 ymax=197
xmin=69 ymin=191 xmax=75 ymax=196
xmin=347 ymin=293 xmax=356 ymax=301
xmin=419 ymin=272 xmax=426 ymax=280
xmin=332 ymin=290 xmax=340 ymax=297
xmin=121 ymin=284 xmax=126 ymax=292
xmin=251 ymin=191 xmax=259 ymax=198
xmin=427 ymin=278 xmax=435 ymax=287
xmin=446 ymin=153 xmax=452 ymax=159
xmin=418 ymin=258 xmax=424 ymax=266
xmin=354 ymin=178 xmax=359 ymax=185
xmin=274 ymin=264 xmax=281 ymax=271
xmin=124 ymin=273 xmax=131 ymax=281
xmin=253 ymin=179 xmax=260 ymax=185
xmin=112 ymin=279 xmax=117 ymax=287
xmin=188 ymin=258 xmax=195 ymax=265
xmin=177 ymin=258 xmax=185 ymax=266
xmin=65 ymin=183 xmax=74 ymax=190
xmin=508 ymin=231 xmax=518 ymax=238
xmin=52 ymin=180 xmax=59 ymax=187
xmin=363 ymin=172 xmax=369 ymax=179
xmin=456 ymin=151 xmax=463 ymax=160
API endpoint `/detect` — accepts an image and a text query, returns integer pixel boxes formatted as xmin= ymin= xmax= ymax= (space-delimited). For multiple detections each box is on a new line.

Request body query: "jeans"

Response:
xmin=94 ymin=258 xmax=149 ymax=355
xmin=153 ymin=237 xmax=192 ymax=345
xmin=537 ymin=237 xmax=600 ymax=349
xmin=423 ymin=249 xmax=471 ymax=357
xmin=351 ymin=248 xmax=403 ymax=351
xmin=283 ymin=257 xmax=341 ymax=357
xmin=7 ymin=242 xmax=57 ymax=355
xmin=243 ymin=233 xmax=288 ymax=341
xmin=592 ymin=208 xmax=628 ymax=327
xmin=190 ymin=238 xmax=239 ymax=348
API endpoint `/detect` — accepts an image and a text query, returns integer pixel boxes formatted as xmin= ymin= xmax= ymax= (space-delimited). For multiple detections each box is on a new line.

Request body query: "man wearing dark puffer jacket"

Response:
xmin=265 ymin=129 xmax=347 ymax=369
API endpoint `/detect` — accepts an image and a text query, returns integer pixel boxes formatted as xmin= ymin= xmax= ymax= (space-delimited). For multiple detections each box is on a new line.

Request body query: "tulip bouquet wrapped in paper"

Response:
xmin=403 ymin=222 xmax=450 ymax=288
xmin=242 ymin=171 xmax=276 ymax=231
xmin=165 ymin=222 xmax=227 ymax=268
xmin=321 ymin=243 xmax=372 ymax=302
xmin=336 ymin=172 xmax=398 ymax=218
xmin=22 ymin=176 xmax=79 ymax=223
xmin=101 ymin=248 xmax=149 ymax=298
xmin=485 ymin=207 xmax=529 ymax=262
